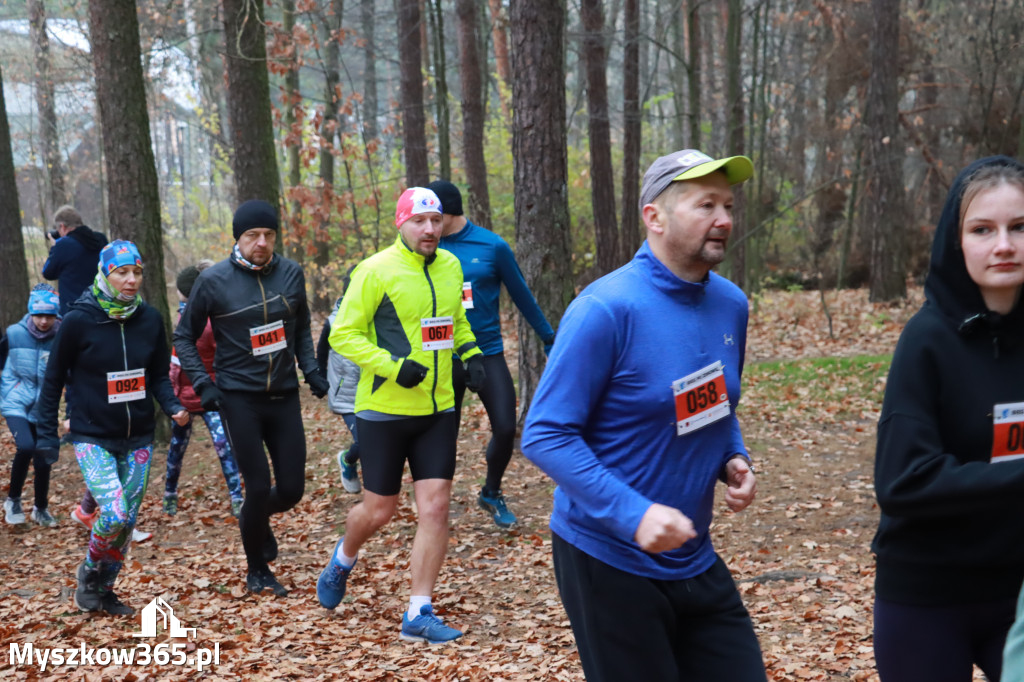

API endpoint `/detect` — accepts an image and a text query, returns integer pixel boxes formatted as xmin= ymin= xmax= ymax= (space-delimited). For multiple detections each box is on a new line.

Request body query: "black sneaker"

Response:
xmin=262 ymin=525 xmax=278 ymax=563
xmin=246 ymin=565 xmax=288 ymax=597
xmin=74 ymin=561 xmax=102 ymax=612
xmin=100 ymin=590 xmax=135 ymax=616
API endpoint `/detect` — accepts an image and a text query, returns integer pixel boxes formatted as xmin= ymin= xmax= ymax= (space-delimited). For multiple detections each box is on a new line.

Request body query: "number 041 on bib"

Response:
xmin=672 ymin=361 xmax=730 ymax=436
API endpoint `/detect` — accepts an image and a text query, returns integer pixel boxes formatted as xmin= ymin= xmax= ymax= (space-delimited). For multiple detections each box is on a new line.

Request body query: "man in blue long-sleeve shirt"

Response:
xmin=521 ymin=150 xmax=766 ymax=682
xmin=430 ymin=180 xmax=555 ymax=529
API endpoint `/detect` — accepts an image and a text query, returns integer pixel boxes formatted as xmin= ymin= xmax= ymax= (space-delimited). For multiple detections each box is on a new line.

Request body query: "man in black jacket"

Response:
xmin=173 ymin=199 xmax=329 ymax=596
xmin=42 ymin=205 xmax=108 ymax=315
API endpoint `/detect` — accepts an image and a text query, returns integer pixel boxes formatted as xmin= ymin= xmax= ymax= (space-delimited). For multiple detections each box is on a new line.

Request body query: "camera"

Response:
xmin=48 ymin=228 xmax=60 ymax=240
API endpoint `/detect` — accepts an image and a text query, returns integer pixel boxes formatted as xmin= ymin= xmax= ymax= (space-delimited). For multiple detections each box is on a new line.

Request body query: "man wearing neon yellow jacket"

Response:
xmin=317 ymin=186 xmax=485 ymax=644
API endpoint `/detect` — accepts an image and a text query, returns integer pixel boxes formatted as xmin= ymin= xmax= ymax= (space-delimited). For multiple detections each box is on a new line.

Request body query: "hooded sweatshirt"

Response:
xmin=35 ymin=294 xmax=181 ymax=453
xmin=41 ymin=225 xmax=109 ymax=315
xmin=872 ymin=155 xmax=1024 ymax=606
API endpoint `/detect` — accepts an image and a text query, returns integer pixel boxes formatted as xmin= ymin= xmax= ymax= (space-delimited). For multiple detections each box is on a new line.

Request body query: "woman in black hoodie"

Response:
xmin=873 ymin=156 xmax=1024 ymax=681
xmin=37 ymin=240 xmax=188 ymax=616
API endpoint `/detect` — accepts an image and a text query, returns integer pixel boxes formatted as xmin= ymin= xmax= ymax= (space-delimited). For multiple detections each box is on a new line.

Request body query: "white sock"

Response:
xmin=408 ymin=595 xmax=431 ymax=620
xmin=334 ymin=542 xmax=357 ymax=568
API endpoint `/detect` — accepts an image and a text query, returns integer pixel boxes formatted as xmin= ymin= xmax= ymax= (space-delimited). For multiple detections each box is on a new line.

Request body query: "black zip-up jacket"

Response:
xmin=872 ymin=155 xmax=1024 ymax=606
xmin=36 ymin=295 xmax=182 ymax=453
xmin=173 ymin=254 xmax=317 ymax=394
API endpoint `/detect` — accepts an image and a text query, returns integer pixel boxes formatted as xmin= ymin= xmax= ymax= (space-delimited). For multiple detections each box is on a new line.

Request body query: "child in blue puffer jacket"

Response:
xmin=2 ymin=285 xmax=61 ymax=526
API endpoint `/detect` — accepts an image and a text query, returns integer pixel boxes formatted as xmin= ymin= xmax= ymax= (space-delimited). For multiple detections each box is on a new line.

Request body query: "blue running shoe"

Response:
xmin=317 ymin=537 xmax=355 ymax=609
xmin=400 ymin=605 xmax=463 ymax=644
xmin=478 ymin=488 xmax=517 ymax=528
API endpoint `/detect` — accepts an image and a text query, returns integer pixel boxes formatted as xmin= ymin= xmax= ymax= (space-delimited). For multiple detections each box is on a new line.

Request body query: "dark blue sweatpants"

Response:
xmin=873 ymin=595 xmax=1016 ymax=682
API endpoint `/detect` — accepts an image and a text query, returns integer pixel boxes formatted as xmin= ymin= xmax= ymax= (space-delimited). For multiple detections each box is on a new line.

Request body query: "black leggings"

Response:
xmin=218 ymin=390 xmax=306 ymax=569
xmin=4 ymin=416 xmax=51 ymax=509
xmin=452 ymin=354 xmax=517 ymax=492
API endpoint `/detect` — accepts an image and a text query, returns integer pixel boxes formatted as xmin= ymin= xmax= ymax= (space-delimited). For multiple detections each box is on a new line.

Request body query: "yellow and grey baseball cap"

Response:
xmin=639 ymin=149 xmax=754 ymax=209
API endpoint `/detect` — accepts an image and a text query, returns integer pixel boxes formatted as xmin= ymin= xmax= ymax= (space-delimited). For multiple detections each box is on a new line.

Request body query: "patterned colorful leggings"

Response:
xmin=164 ymin=411 xmax=243 ymax=502
xmin=75 ymin=442 xmax=151 ymax=589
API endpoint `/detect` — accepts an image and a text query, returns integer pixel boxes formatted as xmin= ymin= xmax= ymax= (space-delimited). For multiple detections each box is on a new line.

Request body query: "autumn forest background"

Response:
xmin=0 ymin=0 xmax=1023 ymax=679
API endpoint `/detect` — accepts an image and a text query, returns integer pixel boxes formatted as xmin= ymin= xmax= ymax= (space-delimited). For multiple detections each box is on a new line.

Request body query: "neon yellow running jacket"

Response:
xmin=329 ymin=235 xmax=482 ymax=416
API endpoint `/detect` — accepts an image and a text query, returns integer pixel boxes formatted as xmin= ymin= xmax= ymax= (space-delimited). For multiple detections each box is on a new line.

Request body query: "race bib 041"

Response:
xmin=250 ymin=320 xmax=287 ymax=356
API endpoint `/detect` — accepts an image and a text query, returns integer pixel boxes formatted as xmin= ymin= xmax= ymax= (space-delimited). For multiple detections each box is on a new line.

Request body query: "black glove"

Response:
xmin=543 ymin=333 xmax=556 ymax=356
xmin=197 ymin=383 xmax=225 ymax=412
xmin=465 ymin=355 xmax=487 ymax=393
xmin=36 ymin=448 xmax=59 ymax=466
xmin=306 ymin=369 xmax=329 ymax=399
xmin=395 ymin=358 xmax=429 ymax=388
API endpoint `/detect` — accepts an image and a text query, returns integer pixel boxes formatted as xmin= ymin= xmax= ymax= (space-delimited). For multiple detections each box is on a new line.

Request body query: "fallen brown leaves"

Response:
xmin=0 ymin=286 xmax=989 ymax=680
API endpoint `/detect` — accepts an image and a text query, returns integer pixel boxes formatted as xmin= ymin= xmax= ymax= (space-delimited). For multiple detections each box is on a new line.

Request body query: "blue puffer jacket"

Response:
xmin=0 ymin=315 xmax=58 ymax=422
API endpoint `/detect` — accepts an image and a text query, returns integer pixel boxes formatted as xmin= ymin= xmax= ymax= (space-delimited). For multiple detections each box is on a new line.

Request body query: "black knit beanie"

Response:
xmin=176 ymin=265 xmax=201 ymax=298
xmin=426 ymin=180 xmax=464 ymax=216
xmin=232 ymin=199 xmax=280 ymax=240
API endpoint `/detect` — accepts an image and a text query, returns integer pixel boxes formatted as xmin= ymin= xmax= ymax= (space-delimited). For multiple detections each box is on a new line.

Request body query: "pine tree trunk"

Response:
xmin=487 ymin=0 xmax=511 ymax=117
xmin=397 ymin=0 xmax=429 ymax=185
xmin=0 ymin=63 xmax=30 ymax=330
xmin=581 ymin=0 xmax=619 ymax=276
xmin=88 ymin=0 xmax=172 ymax=335
xmin=282 ymin=0 xmax=303 ymax=262
xmin=510 ymin=0 xmax=573 ymax=424
xmin=429 ymin=0 xmax=450 ymax=180
xmin=620 ymin=0 xmax=641 ymax=262
xmin=725 ymin=0 xmax=746 ymax=290
xmin=222 ymin=0 xmax=281 ymax=225
xmin=315 ymin=0 xmax=344 ymax=314
xmin=28 ymin=0 xmax=66 ymax=216
xmin=457 ymin=0 xmax=492 ymax=228
xmin=866 ymin=0 xmax=906 ymax=302
xmin=686 ymin=0 xmax=701 ymax=148
xmin=360 ymin=0 xmax=378 ymax=140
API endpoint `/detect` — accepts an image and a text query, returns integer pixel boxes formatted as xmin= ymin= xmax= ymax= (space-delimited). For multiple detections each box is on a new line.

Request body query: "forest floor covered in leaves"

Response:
xmin=2 ymin=285 xmax=978 ymax=681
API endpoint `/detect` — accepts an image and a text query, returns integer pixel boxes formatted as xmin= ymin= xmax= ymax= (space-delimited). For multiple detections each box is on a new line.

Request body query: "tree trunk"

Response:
xmin=28 ymin=0 xmax=67 ymax=217
xmin=581 ymin=0 xmax=619 ymax=276
xmin=429 ymin=0 xmax=451 ymax=180
xmin=620 ymin=0 xmax=641 ymax=263
xmin=360 ymin=0 xmax=378 ymax=140
xmin=0 ymin=63 xmax=30 ymax=330
xmin=88 ymin=0 xmax=172 ymax=334
xmin=510 ymin=0 xmax=573 ymax=424
xmin=316 ymin=0 xmax=344 ymax=314
xmin=488 ymin=0 xmax=511 ymax=117
xmin=282 ymin=0 xmax=303 ymax=262
xmin=686 ymin=0 xmax=701 ymax=148
xmin=457 ymin=0 xmax=492 ymax=228
xmin=725 ymin=0 xmax=746 ymax=290
xmin=222 ymin=0 xmax=281 ymax=232
xmin=397 ymin=0 xmax=429 ymax=185
xmin=866 ymin=0 xmax=906 ymax=301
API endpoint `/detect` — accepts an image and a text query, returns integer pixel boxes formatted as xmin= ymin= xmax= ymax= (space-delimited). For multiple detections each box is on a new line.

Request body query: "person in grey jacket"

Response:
xmin=316 ymin=276 xmax=362 ymax=494
xmin=173 ymin=199 xmax=329 ymax=597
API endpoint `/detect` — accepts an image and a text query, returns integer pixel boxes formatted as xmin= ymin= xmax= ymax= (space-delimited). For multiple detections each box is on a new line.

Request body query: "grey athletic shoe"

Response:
xmin=4 ymin=498 xmax=26 ymax=525
xmin=31 ymin=507 xmax=58 ymax=527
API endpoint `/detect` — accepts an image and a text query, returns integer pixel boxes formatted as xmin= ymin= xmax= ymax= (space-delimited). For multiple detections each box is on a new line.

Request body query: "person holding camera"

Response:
xmin=42 ymin=205 xmax=108 ymax=316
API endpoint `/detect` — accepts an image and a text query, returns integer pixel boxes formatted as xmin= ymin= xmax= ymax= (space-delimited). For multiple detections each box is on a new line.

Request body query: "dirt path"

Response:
xmin=1 ymin=288 xmax=945 ymax=681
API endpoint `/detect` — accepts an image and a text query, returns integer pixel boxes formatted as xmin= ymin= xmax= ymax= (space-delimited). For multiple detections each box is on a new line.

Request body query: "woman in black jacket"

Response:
xmin=37 ymin=240 xmax=187 ymax=616
xmin=872 ymin=156 xmax=1024 ymax=681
